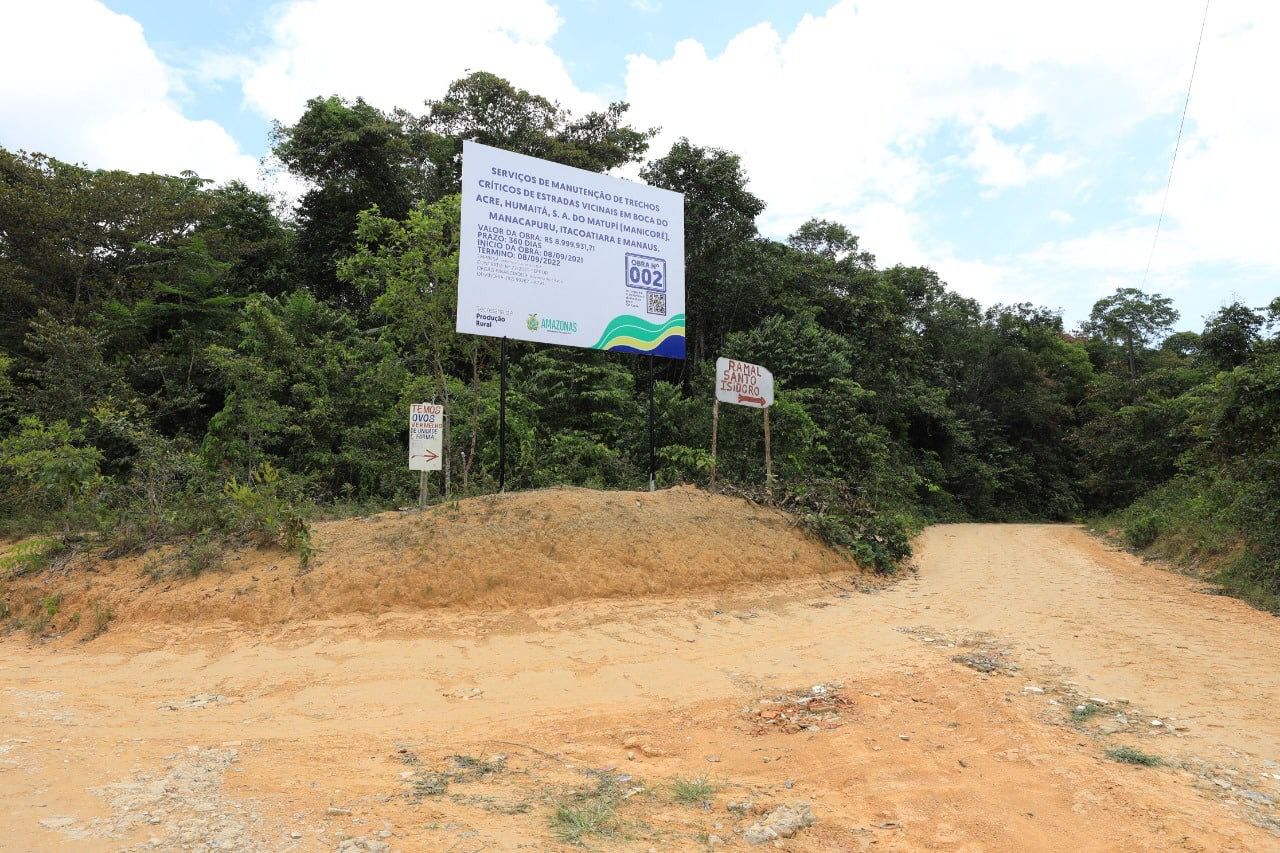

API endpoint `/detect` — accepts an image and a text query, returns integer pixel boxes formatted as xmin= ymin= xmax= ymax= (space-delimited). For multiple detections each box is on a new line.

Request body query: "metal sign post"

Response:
xmin=648 ymin=356 xmax=656 ymax=492
xmin=453 ymin=142 xmax=686 ymax=499
xmin=499 ymin=337 xmax=508 ymax=493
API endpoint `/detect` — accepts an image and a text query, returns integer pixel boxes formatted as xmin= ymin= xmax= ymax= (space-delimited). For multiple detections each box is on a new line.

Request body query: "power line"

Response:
xmin=1141 ymin=0 xmax=1211 ymax=290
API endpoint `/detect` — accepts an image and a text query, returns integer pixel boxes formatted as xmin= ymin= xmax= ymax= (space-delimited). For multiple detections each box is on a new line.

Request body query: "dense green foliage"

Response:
xmin=2 ymin=72 xmax=1277 ymax=604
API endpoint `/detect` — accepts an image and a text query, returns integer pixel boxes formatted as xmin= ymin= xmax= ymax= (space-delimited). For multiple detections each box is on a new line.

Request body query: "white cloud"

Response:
xmin=841 ymin=202 xmax=1045 ymax=309
xmin=966 ymin=125 xmax=1071 ymax=192
xmin=0 ymin=0 xmax=257 ymax=182
xmin=238 ymin=0 xmax=597 ymax=124
xmin=4 ymin=0 xmax=1275 ymax=327
xmin=621 ymin=1 xmax=1280 ymax=321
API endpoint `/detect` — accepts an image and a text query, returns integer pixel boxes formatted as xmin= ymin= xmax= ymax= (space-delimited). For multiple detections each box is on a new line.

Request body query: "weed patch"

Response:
xmin=449 ymin=754 xmax=506 ymax=778
xmin=670 ymin=776 xmax=716 ymax=806
xmin=1106 ymin=745 xmax=1162 ymax=766
xmin=85 ymin=600 xmax=113 ymax=639
xmin=551 ymin=798 xmax=618 ymax=844
xmin=1 ymin=537 xmax=64 ymax=577
xmin=1072 ymin=703 xmax=1102 ymax=722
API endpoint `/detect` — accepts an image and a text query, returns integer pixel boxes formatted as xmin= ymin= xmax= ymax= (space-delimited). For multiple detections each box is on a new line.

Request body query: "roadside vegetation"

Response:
xmin=1093 ymin=311 xmax=1280 ymax=612
xmin=670 ymin=776 xmax=716 ymax=806
xmin=2 ymin=71 xmax=1277 ymax=622
xmin=1106 ymin=745 xmax=1163 ymax=767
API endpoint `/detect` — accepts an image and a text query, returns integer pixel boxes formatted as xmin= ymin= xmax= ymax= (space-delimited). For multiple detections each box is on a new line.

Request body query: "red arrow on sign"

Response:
xmin=738 ymin=394 xmax=766 ymax=406
xmin=411 ymin=449 xmax=439 ymax=463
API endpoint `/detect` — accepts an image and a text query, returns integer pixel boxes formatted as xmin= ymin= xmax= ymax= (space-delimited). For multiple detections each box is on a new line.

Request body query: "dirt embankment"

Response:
xmin=3 ymin=523 xmax=1280 ymax=851
xmin=2 ymin=486 xmax=863 ymax=634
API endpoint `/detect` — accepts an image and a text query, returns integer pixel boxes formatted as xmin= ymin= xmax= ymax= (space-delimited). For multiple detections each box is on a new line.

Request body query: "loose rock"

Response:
xmin=743 ymin=802 xmax=816 ymax=845
xmin=336 ymin=838 xmax=389 ymax=852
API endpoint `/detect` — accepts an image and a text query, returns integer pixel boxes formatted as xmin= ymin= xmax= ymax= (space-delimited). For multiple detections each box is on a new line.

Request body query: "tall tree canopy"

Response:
xmin=2 ymin=70 xmax=1277 ymax=608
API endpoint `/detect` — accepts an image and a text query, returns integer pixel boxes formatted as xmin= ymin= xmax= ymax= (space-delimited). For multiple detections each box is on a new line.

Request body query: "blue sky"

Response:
xmin=3 ymin=1 xmax=1276 ymax=331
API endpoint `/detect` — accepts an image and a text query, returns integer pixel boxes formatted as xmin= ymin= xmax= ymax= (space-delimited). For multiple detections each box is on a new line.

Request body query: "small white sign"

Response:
xmin=715 ymin=357 xmax=774 ymax=408
xmin=409 ymin=403 xmax=444 ymax=471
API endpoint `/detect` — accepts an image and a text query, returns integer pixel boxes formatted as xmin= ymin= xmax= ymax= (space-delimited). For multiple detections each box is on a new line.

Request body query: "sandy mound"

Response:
xmin=5 ymin=486 xmax=860 ymax=630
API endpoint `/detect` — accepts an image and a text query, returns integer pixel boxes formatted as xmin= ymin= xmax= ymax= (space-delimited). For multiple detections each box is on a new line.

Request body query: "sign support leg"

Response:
xmin=710 ymin=397 xmax=719 ymax=492
xmin=443 ymin=386 xmax=450 ymax=501
xmin=763 ymin=407 xmax=773 ymax=492
xmin=418 ymin=470 xmax=427 ymax=509
xmin=648 ymin=355 xmax=656 ymax=492
xmin=499 ymin=336 xmax=508 ymax=494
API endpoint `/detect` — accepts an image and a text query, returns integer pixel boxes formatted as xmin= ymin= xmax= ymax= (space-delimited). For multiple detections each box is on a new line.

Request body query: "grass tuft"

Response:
xmin=671 ymin=775 xmax=716 ymax=805
xmin=1106 ymin=745 xmax=1162 ymax=766
xmin=449 ymin=753 xmax=506 ymax=777
xmin=85 ymin=600 xmax=113 ymax=639
xmin=550 ymin=798 xmax=617 ymax=844
xmin=1072 ymin=702 xmax=1102 ymax=722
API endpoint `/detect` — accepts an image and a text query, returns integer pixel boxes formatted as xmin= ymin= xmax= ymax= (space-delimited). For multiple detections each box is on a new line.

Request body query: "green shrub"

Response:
xmin=1123 ymin=514 xmax=1161 ymax=549
xmin=1104 ymin=470 xmax=1279 ymax=613
xmin=24 ymin=592 xmax=63 ymax=638
xmin=767 ymin=477 xmax=913 ymax=572
xmin=179 ymin=534 xmax=226 ymax=576
xmin=0 ymin=417 xmax=103 ymax=532
xmin=1072 ymin=703 xmax=1102 ymax=722
xmin=221 ymin=462 xmax=313 ymax=567
xmin=0 ymin=537 xmax=63 ymax=577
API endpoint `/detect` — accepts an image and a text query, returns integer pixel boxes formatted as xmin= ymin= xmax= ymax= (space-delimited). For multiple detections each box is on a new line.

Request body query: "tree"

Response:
xmin=271 ymin=96 xmax=429 ymax=298
xmin=199 ymin=181 xmax=297 ymax=298
xmin=204 ymin=291 xmax=407 ymax=497
xmin=0 ymin=149 xmax=214 ymax=343
xmin=338 ymin=196 xmax=463 ymax=384
xmin=787 ymin=219 xmax=874 ymax=268
xmin=420 ymin=72 xmax=653 ymax=197
xmin=1085 ymin=287 xmax=1179 ymax=388
xmin=641 ymin=139 xmax=765 ymax=364
xmin=1200 ymin=301 xmax=1264 ymax=369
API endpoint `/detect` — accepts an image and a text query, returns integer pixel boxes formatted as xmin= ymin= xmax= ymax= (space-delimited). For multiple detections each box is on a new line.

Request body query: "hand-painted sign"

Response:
xmin=456 ymin=141 xmax=687 ymax=359
xmin=409 ymin=403 xmax=444 ymax=471
xmin=715 ymin=357 xmax=774 ymax=408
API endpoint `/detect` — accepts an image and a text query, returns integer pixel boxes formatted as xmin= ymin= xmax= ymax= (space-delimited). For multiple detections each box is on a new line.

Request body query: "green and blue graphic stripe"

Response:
xmin=591 ymin=313 xmax=685 ymax=359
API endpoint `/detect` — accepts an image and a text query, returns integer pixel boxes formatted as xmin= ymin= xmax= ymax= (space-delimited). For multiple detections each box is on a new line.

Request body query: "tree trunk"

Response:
xmin=1126 ymin=329 xmax=1137 ymax=398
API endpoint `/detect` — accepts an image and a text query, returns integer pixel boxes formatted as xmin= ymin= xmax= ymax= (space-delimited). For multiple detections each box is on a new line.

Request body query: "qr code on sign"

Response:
xmin=646 ymin=291 xmax=667 ymax=316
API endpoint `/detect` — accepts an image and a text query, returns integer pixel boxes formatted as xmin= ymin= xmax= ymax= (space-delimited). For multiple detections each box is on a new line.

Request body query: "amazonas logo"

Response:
xmin=527 ymin=314 xmax=578 ymax=335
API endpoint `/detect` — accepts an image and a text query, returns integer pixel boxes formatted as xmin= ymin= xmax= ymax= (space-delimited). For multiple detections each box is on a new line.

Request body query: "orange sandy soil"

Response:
xmin=2 ymin=486 xmax=861 ymax=630
xmin=2 ymin=493 xmax=1279 ymax=851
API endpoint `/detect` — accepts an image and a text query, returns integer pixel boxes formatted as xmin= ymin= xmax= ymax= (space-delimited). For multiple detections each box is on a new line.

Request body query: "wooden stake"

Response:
xmin=710 ymin=397 xmax=719 ymax=492
xmin=763 ymin=406 xmax=772 ymax=491
xmin=418 ymin=469 xmax=427 ymax=509
xmin=443 ymin=388 xmax=450 ymax=500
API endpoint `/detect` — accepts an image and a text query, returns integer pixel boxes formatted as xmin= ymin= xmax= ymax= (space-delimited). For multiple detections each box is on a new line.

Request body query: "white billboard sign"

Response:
xmin=715 ymin=357 xmax=774 ymax=408
xmin=409 ymin=403 xmax=443 ymax=471
xmin=456 ymin=141 xmax=686 ymax=359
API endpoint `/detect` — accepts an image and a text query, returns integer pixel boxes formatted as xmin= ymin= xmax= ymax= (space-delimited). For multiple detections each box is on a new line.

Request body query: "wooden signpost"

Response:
xmin=409 ymin=403 xmax=444 ymax=507
xmin=710 ymin=357 xmax=775 ymax=491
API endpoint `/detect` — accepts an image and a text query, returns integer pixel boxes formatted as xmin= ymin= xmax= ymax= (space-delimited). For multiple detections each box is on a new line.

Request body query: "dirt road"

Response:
xmin=3 ymin=523 xmax=1278 ymax=850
